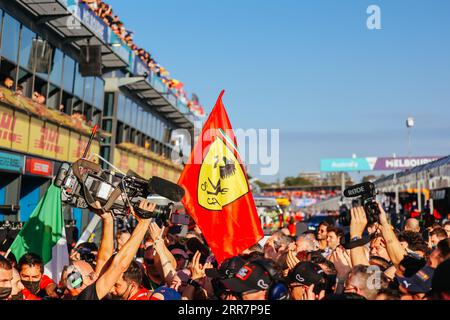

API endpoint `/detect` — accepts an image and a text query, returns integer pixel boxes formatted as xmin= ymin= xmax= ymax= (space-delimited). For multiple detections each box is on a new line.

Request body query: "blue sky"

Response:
xmin=108 ymin=0 xmax=450 ymax=183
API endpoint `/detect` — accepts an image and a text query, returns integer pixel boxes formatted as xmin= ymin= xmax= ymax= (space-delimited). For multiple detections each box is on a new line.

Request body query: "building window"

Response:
xmin=49 ymin=48 xmax=63 ymax=86
xmin=63 ymin=55 xmax=75 ymax=93
xmin=94 ymin=77 xmax=104 ymax=110
xmin=124 ymin=97 xmax=132 ymax=125
xmin=1 ymin=14 xmax=20 ymax=63
xmin=74 ymin=63 xmax=84 ymax=99
xmin=84 ymin=76 xmax=94 ymax=105
xmin=18 ymin=25 xmax=36 ymax=71
xmin=117 ymin=93 xmax=125 ymax=121
xmin=104 ymin=92 xmax=114 ymax=117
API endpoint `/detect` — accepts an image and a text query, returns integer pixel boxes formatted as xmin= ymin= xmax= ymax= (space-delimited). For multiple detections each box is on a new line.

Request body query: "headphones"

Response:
xmin=66 ymin=265 xmax=84 ymax=290
xmin=251 ymin=259 xmax=290 ymax=301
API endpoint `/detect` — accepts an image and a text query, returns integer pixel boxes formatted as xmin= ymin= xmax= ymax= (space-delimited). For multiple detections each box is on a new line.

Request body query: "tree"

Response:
xmin=283 ymin=176 xmax=313 ymax=187
xmin=362 ymin=175 xmax=377 ymax=183
xmin=322 ymin=172 xmax=353 ymax=186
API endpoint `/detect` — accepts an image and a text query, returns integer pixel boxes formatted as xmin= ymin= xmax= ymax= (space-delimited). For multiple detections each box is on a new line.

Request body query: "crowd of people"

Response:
xmin=0 ymin=197 xmax=449 ymax=301
xmin=80 ymin=0 xmax=204 ymax=117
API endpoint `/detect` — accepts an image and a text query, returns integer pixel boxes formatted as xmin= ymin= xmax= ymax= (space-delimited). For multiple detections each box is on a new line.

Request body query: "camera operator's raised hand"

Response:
xmin=349 ymin=207 xmax=370 ymax=267
xmin=350 ymin=207 xmax=368 ymax=239
xmin=76 ymin=200 xmax=156 ymax=300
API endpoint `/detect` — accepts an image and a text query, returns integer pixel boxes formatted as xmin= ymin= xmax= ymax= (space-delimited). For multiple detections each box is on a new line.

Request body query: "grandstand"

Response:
xmin=0 ymin=0 xmax=203 ymax=232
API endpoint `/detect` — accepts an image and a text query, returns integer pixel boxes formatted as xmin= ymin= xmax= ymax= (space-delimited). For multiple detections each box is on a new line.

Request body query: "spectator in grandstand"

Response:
xmin=32 ymin=91 xmax=39 ymax=102
xmin=3 ymin=76 xmax=14 ymax=90
xmin=404 ymin=218 xmax=421 ymax=233
xmin=14 ymin=85 xmax=23 ymax=97
xmin=17 ymin=253 xmax=58 ymax=299
xmin=429 ymin=228 xmax=448 ymax=249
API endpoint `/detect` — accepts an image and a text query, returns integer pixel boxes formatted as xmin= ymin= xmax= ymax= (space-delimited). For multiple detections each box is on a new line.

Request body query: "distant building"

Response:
xmin=298 ymin=172 xmax=322 ymax=186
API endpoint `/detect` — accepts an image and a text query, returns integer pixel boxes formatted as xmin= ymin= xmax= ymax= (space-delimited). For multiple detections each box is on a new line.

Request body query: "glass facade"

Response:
xmin=63 ymin=55 xmax=75 ymax=93
xmin=0 ymin=9 xmax=177 ymax=160
xmin=1 ymin=13 xmax=20 ymax=63
xmin=18 ymin=25 xmax=35 ymax=70
xmin=49 ymin=49 xmax=63 ymax=86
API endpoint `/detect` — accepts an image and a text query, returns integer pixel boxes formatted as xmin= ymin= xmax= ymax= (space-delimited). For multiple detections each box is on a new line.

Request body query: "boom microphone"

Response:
xmin=343 ymin=182 xmax=375 ymax=198
xmin=148 ymin=176 xmax=185 ymax=202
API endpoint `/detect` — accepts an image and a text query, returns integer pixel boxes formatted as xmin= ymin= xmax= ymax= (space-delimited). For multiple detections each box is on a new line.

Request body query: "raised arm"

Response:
xmin=377 ymin=203 xmax=406 ymax=267
xmin=148 ymin=222 xmax=177 ymax=284
xmin=349 ymin=207 xmax=370 ymax=267
xmin=94 ymin=207 xmax=115 ymax=275
xmin=94 ymin=201 xmax=155 ymax=300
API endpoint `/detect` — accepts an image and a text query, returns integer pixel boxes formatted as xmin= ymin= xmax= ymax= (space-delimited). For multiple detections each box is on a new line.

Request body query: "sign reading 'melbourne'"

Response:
xmin=320 ymin=157 xmax=442 ymax=172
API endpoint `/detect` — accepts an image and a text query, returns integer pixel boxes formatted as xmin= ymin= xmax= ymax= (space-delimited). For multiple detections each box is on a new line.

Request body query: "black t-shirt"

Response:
xmin=75 ymin=283 xmax=99 ymax=301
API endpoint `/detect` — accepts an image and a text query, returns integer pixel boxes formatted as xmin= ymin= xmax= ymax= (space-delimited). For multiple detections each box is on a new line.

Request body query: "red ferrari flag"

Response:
xmin=178 ymin=91 xmax=263 ymax=263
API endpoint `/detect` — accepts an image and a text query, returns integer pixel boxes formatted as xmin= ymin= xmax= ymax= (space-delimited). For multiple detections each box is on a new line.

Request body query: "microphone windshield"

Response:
xmin=149 ymin=176 xmax=185 ymax=202
xmin=343 ymin=182 xmax=374 ymax=198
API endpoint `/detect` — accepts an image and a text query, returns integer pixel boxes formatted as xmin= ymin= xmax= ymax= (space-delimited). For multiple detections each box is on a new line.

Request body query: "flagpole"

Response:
xmin=76 ymin=214 xmax=102 ymax=247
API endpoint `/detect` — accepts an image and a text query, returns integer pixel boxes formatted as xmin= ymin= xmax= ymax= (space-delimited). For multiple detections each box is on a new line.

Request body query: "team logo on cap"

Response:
xmin=295 ymin=275 xmax=305 ymax=283
xmin=257 ymin=280 xmax=269 ymax=290
xmin=236 ymin=266 xmax=253 ymax=281
xmin=198 ymin=133 xmax=249 ymax=211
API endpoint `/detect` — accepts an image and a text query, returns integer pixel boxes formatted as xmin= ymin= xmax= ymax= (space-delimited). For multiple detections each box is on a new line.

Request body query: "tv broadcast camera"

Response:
xmin=341 ymin=182 xmax=381 ymax=226
xmin=54 ymin=126 xmax=185 ymax=223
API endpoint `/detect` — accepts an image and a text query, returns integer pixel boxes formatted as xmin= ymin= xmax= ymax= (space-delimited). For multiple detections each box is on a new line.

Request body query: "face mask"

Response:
xmin=0 ymin=287 xmax=12 ymax=300
xmin=22 ymin=281 xmax=40 ymax=295
xmin=11 ymin=292 xmax=24 ymax=300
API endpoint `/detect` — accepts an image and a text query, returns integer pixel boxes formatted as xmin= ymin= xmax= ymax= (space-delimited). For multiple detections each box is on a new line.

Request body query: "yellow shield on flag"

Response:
xmin=198 ymin=136 xmax=249 ymax=211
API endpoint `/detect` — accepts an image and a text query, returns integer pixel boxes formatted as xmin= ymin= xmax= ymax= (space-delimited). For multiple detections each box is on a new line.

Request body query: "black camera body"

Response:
xmin=342 ymin=182 xmax=381 ymax=226
xmin=55 ymin=159 xmax=185 ymax=221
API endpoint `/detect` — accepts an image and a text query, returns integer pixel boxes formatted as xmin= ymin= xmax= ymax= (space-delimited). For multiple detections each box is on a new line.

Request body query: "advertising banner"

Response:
xmin=0 ymin=106 xmax=15 ymax=149
xmin=320 ymin=158 xmax=376 ymax=172
xmin=0 ymin=151 xmax=23 ymax=173
xmin=68 ymin=131 xmax=81 ymax=163
xmin=25 ymin=157 xmax=53 ymax=177
xmin=373 ymin=157 xmax=441 ymax=171
xmin=56 ymin=128 xmax=70 ymax=162
xmin=321 ymin=156 xmax=443 ymax=172
xmin=28 ymin=118 xmax=45 ymax=157
xmin=11 ymin=111 xmax=29 ymax=153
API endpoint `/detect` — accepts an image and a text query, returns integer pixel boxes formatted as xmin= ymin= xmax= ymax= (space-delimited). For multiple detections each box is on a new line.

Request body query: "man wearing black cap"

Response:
xmin=205 ymin=256 xmax=246 ymax=300
xmin=221 ymin=259 xmax=280 ymax=300
xmin=287 ymin=261 xmax=327 ymax=300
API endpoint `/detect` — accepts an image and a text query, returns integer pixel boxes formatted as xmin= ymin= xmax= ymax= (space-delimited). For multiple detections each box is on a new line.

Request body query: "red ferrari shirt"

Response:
xmin=21 ymin=288 xmax=41 ymax=301
xmin=40 ymin=275 xmax=55 ymax=290
xmin=129 ymin=288 xmax=150 ymax=301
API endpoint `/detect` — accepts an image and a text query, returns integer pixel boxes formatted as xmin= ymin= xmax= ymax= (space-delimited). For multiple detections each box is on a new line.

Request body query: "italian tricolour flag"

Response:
xmin=9 ymin=184 xmax=69 ymax=283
